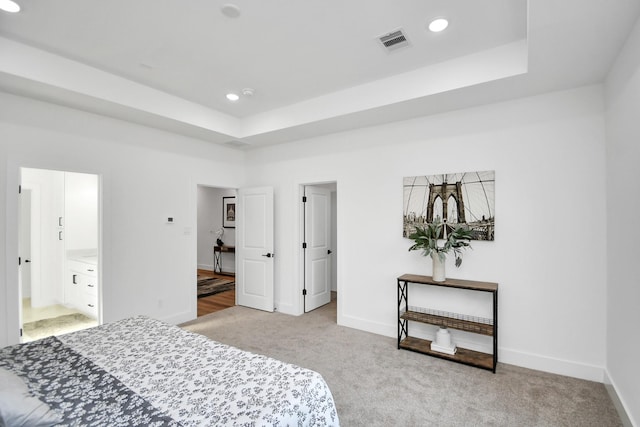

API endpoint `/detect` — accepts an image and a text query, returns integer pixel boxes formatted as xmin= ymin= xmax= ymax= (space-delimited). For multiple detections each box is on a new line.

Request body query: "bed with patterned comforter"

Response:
xmin=0 ymin=316 xmax=339 ymax=426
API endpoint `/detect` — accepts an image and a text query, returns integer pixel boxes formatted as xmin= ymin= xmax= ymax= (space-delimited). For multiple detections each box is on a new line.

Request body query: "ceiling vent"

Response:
xmin=378 ymin=29 xmax=410 ymax=52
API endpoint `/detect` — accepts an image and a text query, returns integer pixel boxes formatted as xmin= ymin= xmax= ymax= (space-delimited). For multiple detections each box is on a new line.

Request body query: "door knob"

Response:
xmin=261 ymin=253 xmax=273 ymax=258
xmin=24 ymin=259 xmax=31 ymax=263
xmin=327 ymin=250 xmax=333 ymax=255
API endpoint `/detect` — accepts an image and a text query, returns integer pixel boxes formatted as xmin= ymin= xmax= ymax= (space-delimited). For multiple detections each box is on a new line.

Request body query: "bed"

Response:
xmin=0 ymin=316 xmax=340 ymax=426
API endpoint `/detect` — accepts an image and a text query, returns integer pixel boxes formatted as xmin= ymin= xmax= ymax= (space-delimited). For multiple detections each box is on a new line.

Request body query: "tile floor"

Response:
xmin=21 ymin=298 xmax=97 ymax=342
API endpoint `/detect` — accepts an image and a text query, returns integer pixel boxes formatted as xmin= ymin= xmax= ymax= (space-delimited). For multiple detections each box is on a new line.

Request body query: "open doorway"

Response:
xmin=196 ymin=185 xmax=237 ymax=316
xmin=301 ymin=182 xmax=337 ymax=316
xmin=19 ymin=167 xmax=100 ymax=342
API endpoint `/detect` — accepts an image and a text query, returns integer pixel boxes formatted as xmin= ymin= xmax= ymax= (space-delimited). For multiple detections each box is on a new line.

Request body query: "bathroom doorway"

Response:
xmin=19 ymin=168 xmax=100 ymax=342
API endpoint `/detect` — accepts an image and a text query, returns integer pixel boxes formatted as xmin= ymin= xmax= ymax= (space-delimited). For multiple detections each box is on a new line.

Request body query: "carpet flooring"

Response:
xmin=181 ymin=300 xmax=622 ymax=427
xmin=197 ymin=276 xmax=235 ymax=298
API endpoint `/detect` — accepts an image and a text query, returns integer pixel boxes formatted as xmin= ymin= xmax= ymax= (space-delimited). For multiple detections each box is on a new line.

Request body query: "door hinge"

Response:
xmin=18 ymin=257 xmax=21 ymax=266
xmin=302 ymin=242 xmax=307 ymax=249
xmin=18 ymin=185 xmax=22 ymax=194
xmin=302 ymin=196 xmax=307 ymax=203
xmin=19 ymin=328 xmax=23 ymax=337
xmin=302 ymin=289 xmax=307 ymax=296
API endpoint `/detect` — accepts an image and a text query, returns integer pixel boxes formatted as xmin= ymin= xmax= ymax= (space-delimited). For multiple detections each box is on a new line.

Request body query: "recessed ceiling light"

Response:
xmin=226 ymin=93 xmax=240 ymax=102
xmin=220 ymin=4 xmax=241 ymax=18
xmin=428 ymin=18 xmax=449 ymax=33
xmin=0 ymin=0 xmax=21 ymax=13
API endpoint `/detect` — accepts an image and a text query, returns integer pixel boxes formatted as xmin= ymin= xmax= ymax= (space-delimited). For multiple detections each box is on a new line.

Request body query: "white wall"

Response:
xmin=605 ymin=14 xmax=640 ymax=427
xmin=245 ymin=85 xmax=608 ymax=381
xmin=197 ymin=186 xmax=236 ymax=271
xmin=0 ymin=69 xmax=629 ymax=401
xmin=0 ymin=92 xmax=245 ymax=348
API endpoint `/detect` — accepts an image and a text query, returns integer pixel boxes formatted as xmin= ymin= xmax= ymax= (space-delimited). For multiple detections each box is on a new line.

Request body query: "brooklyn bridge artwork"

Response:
xmin=403 ymin=171 xmax=495 ymax=241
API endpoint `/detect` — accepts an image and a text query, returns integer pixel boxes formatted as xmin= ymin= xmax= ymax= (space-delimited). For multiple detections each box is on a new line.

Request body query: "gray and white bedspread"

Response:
xmin=0 ymin=316 xmax=340 ymax=426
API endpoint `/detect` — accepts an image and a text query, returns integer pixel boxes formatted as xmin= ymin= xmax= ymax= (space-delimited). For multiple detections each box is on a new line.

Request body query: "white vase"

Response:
xmin=431 ymin=253 xmax=445 ymax=282
xmin=435 ymin=327 xmax=452 ymax=347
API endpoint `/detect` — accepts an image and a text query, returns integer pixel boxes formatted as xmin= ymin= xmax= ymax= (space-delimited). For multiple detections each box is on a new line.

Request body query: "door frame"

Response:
xmin=296 ymin=180 xmax=338 ymax=317
xmin=5 ymin=164 xmax=103 ymax=346
xmin=191 ymin=181 xmax=239 ymax=318
xmin=302 ymin=185 xmax=332 ymax=313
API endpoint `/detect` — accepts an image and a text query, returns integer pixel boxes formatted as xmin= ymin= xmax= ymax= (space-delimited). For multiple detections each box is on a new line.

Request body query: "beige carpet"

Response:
xmin=181 ymin=300 xmax=622 ymax=427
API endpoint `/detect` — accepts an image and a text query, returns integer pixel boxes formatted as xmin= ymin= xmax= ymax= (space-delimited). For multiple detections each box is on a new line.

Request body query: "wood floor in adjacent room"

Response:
xmin=197 ymin=269 xmax=235 ymax=317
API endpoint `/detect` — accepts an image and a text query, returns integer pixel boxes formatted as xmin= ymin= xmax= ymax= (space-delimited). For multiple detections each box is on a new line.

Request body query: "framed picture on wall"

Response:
xmin=223 ymin=196 xmax=236 ymax=228
xmin=403 ymin=170 xmax=495 ymax=241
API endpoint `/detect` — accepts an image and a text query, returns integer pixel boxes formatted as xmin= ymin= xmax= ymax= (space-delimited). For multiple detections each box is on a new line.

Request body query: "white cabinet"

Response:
xmin=67 ymin=258 xmax=98 ymax=319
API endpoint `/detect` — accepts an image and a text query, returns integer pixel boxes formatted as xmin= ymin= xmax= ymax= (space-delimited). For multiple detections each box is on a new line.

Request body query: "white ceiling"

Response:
xmin=0 ymin=0 xmax=639 ymax=148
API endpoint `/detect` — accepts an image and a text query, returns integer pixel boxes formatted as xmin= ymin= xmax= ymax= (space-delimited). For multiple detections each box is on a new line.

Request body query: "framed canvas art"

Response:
xmin=403 ymin=171 xmax=495 ymax=241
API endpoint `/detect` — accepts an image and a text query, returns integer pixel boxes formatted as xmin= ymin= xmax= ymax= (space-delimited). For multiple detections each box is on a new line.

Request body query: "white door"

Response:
xmin=236 ymin=187 xmax=274 ymax=312
xmin=19 ymin=189 xmax=32 ymax=302
xmin=304 ymin=186 xmax=332 ymax=312
xmin=18 ymin=187 xmax=31 ymax=341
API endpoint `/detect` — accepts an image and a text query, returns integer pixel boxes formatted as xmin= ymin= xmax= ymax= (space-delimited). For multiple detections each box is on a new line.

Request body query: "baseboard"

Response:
xmin=499 ymin=347 xmax=605 ymax=382
xmin=197 ymin=264 xmax=213 ymax=271
xmin=338 ymin=314 xmax=608 ymax=382
xmin=275 ymin=302 xmax=297 ymax=316
xmin=340 ymin=314 xmax=396 ymax=338
xmin=604 ymin=371 xmax=636 ymax=427
xmin=160 ymin=310 xmax=195 ymax=326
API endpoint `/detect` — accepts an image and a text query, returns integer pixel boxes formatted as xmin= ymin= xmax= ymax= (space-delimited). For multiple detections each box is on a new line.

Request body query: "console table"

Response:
xmin=213 ymin=245 xmax=235 ymax=276
xmin=397 ymin=274 xmax=498 ymax=372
